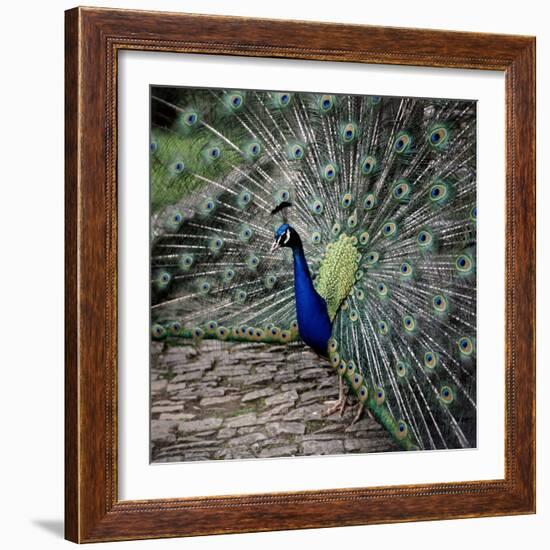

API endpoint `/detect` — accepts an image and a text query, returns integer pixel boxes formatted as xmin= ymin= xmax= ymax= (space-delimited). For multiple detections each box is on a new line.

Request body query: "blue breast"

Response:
xmin=292 ymin=247 xmax=333 ymax=356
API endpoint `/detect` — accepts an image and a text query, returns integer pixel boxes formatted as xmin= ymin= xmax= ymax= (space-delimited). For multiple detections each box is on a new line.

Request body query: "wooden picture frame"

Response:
xmin=65 ymin=6 xmax=536 ymax=543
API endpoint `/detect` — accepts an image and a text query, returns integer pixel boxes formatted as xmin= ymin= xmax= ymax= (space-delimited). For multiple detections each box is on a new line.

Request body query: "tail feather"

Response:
xmin=150 ymin=88 xmax=477 ymax=451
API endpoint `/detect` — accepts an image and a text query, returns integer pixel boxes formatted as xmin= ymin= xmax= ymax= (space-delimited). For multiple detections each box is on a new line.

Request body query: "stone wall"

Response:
xmin=151 ymin=340 xmax=399 ymax=462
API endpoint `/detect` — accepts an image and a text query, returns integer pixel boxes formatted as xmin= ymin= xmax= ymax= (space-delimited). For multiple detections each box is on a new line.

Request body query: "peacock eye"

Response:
xmin=319 ymin=94 xmax=334 ymax=111
xmin=310 ymin=199 xmax=324 ymax=215
xmin=417 ymin=230 xmax=432 ymax=246
xmin=395 ymin=420 xmax=408 ymax=439
xmin=180 ymin=254 xmax=194 ymax=271
xmin=226 ymin=93 xmax=244 ymax=111
xmin=458 ymin=336 xmax=474 ymax=356
xmin=341 ymin=123 xmax=357 ymax=143
xmin=247 ymin=142 xmax=261 ymax=158
xmin=262 ymin=273 xmax=276 ymax=288
xmin=150 ymin=141 xmax=158 ymax=153
xmin=310 ymin=231 xmax=322 ymax=245
xmin=428 ymin=125 xmax=449 ymax=148
xmin=424 ymin=351 xmax=439 ymax=369
xmin=366 ymin=251 xmax=380 ymax=266
xmin=382 ymin=221 xmax=397 ymax=238
xmin=341 ymin=193 xmax=353 ymax=208
xmin=400 ymin=262 xmax=413 ymax=277
xmin=432 ymin=294 xmax=448 ymax=313
xmin=223 ymin=267 xmax=235 ymax=282
xmin=378 ymin=320 xmax=389 ymax=335
xmin=393 ymin=180 xmax=411 ymax=201
xmin=182 ymin=110 xmax=199 ymax=127
xmin=394 ymin=132 xmax=411 ymax=153
xmin=288 ymin=144 xmax=304 ymax=160
xmin=364 ymin=193 xmax=377 ymax=210
xmin=361 ymin=155 xmax=377 ymax=175
xmin=201 ymin=197 xmax=216 ymax=215
xmin=174 ymin=161 xmax=185 ymax=173
xmin=396 ymin=361 xmax=408 ymax=377
xmin=429 ymin=181 xmax=451 ymax=205
xmin=322 ymin=163 xmax=337 ymax=181
xmin=455 ymin=253 xmax=474 ymax=275
xmin=440 ymin=386 xmax=454 ymax=404
xmin=152 ymin=324 xmax=164 ymax=338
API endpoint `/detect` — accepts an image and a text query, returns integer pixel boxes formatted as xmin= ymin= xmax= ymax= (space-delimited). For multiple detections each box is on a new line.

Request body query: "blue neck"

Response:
xmin=292 ymin=244 xmax=317 ymax=303
xmin=290 ymin=243 xmax=332 ymax=356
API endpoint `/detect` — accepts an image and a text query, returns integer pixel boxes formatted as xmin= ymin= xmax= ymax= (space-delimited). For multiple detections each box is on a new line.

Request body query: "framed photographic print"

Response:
xmin=65 ymin=6 xmax=536 ymax=543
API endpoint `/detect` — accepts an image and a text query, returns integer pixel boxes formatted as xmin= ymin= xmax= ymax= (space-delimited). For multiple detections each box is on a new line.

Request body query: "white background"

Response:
xmin=0 ymin=1 xmax=547 ymax=549
xmin=119 ymin=52 xmax=505 ymax=499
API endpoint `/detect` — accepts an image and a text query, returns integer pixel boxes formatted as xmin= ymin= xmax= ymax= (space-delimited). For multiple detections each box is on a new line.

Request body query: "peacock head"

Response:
xmin=271 ymin=224 xmax=301 ymax=252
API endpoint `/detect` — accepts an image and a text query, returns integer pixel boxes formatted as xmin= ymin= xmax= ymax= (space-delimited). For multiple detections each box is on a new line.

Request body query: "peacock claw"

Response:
xmin=322 ymin=376 xmax=346 ymax=417
xmin=345 ymin=403 xmax=365 ymax=432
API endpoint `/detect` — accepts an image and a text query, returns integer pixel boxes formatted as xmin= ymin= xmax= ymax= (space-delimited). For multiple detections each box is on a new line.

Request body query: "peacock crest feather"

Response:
xmin=150 ymin=87 xmax=477 ymax=453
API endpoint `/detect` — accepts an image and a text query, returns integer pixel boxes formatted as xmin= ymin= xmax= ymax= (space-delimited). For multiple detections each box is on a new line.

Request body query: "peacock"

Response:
xmin=150 ymin=87 xmax=477 ymax=452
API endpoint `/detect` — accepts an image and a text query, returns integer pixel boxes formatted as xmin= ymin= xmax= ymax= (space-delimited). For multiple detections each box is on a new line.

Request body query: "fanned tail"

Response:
xmin=150 ymin=88 xmax=477 ymax=451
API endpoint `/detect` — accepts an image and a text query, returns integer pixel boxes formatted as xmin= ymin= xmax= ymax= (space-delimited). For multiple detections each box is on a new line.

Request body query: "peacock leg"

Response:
xmin=345 ymin=403 xmax=364 ymax=431
xmin=322 ymin=376 xmax=347 ymax=417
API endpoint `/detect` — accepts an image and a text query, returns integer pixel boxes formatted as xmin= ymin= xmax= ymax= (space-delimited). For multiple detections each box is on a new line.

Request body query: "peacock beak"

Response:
xmin=270 ymin=238 xmax=281 ymax=253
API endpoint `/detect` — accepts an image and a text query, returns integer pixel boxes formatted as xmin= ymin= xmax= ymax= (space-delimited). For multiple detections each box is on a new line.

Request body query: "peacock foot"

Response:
xmin=345 ymin=403 xmax=365 ymax=432
xmin=322 ymin=397 xmax=347 ymax=417
xmin=322 ymin=376 xmax=347 ymax=417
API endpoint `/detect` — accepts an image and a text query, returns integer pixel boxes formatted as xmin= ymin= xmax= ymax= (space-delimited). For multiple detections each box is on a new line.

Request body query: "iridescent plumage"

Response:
xmin=150 ymin=89 xmax=477 ymax=451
